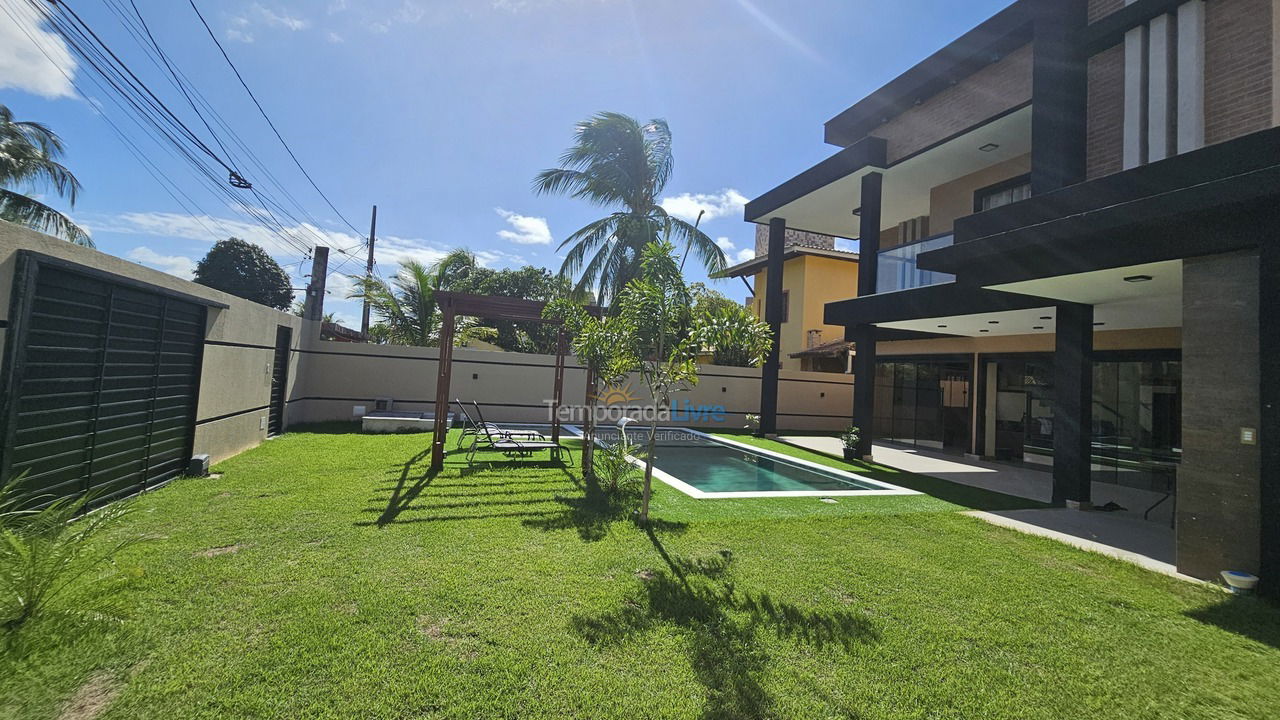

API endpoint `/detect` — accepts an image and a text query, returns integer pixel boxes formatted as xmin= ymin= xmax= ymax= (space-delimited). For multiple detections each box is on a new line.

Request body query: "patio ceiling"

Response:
xmin=875 ymin=261 xmax=1183 ymax=337
xmin=746 ymin=105 xmax=1032 ymax=239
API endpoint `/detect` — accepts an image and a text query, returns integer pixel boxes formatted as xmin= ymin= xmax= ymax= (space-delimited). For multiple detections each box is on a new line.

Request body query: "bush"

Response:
xmin=840 ymin=425 xmax=861 ymax=450
xmin=0 ymin=478 xmax=145 ymax=635
xmin=594 ymin=437 xmax=643 ymax=495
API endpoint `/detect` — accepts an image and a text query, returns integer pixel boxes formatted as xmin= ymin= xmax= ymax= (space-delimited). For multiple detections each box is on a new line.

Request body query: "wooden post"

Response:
xmin=582 ymin=364 xmax=596 ymax=476
xmin=551 ymin=329 xmax=566 ymax=446
xmin=430 ymin=300 xmax=456 ymax=470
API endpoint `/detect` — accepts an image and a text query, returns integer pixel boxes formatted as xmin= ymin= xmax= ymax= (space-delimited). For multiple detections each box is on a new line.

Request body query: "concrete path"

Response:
xmin=780 ymin=435 xmax=1199 ymax=583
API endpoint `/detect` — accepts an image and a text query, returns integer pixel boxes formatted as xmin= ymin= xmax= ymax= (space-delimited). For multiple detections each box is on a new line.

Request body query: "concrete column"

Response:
xmin=1123 ymin=25 xmax=1149 ymax=169
xmin=850 ymin=324 xmax=876 ymax=458
xmin=1176 ymin=1 xmax=1207 ymax=154
xmin=1259 ymin=244 xmax=1280 ymax=598
xmin=1147 ymin=12 xmax=1177 ymax=162
xmin=1030 ymin=0 xmax=1088 ymax=194
xmin=857 ymin=173 xmax=883 ymax=296
xmin=1052 ymin=302 xmax=1093 ymax=507
xmin=758 ymin=217 xmax=786 ymax=436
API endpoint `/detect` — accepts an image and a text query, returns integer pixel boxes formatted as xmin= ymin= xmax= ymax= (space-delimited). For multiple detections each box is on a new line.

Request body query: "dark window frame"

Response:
xmin=973 ymin=173 xmax=1033 ymax=214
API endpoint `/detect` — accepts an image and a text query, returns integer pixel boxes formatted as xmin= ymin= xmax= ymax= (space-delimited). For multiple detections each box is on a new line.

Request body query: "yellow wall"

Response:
xmin=749 ymin=255 xmax=859 ymax=370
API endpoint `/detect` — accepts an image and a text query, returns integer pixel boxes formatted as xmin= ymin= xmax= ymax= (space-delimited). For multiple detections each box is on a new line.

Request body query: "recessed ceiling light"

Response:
xmin=979 ymin=329 xmax=990 ymax=333
xmin=1033 ymin=326 xmax=1045 ymax=330
xmin=979 ymin=143 xmax=1000 ymax=152
xmin=937 ymin=325 xmax=948 ymax=329
xmin=988 ymin=320 xmax=1000 ymax=324
xmin=1124 ymin=274 xmax=1153 ymax=283
xmin=1040 ymin=316 xmax=1052 ymax=320
xmin=1093 ymin=322 xmax=1106 ymax=326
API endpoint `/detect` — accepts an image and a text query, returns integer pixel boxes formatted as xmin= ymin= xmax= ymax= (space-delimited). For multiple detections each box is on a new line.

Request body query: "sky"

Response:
xmin=0 ymin=0 xmax=1011 ymax=325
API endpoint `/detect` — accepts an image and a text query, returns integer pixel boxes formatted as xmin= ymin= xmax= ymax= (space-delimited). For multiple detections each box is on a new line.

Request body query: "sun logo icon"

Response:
xmin=593 ymin=382 xmax=640 ymax=406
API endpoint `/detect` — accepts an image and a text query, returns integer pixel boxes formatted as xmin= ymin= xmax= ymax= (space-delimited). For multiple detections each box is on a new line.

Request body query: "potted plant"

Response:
xmin=840 ymin=425 xmax=861 ymax=462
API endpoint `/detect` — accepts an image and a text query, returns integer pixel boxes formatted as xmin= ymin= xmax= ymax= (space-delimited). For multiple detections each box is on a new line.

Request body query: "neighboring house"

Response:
xmin=720 ymin=225 xmax=859 ymax=372
xmin=747 ymin=0 xmax=1279 ymax=589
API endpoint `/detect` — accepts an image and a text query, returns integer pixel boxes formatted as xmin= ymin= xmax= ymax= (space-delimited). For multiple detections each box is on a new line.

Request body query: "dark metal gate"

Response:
xmin=267 ymin=326 xmax=290 ymax=437
xmin=0 ymin=255 xmax=207 ymax=502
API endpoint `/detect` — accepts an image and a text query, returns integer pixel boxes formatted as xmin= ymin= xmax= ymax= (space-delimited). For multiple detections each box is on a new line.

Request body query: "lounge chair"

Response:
xmin=462 ymin=403 xmax=572 ymax=466
xmin=454 ymin=400 xmax=546 ymax=450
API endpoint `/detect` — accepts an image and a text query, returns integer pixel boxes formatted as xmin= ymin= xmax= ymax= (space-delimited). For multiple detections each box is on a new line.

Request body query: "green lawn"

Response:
xmin=2 ymin=426 xmax=1278 ymax=719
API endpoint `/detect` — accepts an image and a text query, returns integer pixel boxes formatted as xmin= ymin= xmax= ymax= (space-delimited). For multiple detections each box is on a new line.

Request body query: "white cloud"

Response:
xmin=734 ymin=248 xmax=754 ymax=263
xmin=660 ymin=189 xmax=748 ymax=224
xmin=715 ymin=237 xmax=735 ymax=251
xmin=327 ymin=0 xmax=348 ymax=13
xmin=0 ymin=0 xmax=77 ymax=99
xmin=251 ymin=4 xmax=309 ymax=30
xmin=127 ymin=246 xmax=196 ymax=279
xmin=326 ymin=31 xmax=344 ymax=43
xmin=834 ymin=238 xmax=856 ymax=253
xmin=475 ymin=248 xmax=524 ymax=268
xmin=226 ymin=28 xmax=254 ymax=43
xmin=396 ymin=1 xmax=426 ymax=23
xmin=495 ymin=208 xmax=553 ymax=245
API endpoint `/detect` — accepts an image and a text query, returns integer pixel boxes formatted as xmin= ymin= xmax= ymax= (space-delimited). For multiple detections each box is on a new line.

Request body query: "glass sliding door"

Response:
xmin=872 ymin=358 xmax=971 ymax=454
xmin=1091 ymin=359 xmax=1181 ymax=493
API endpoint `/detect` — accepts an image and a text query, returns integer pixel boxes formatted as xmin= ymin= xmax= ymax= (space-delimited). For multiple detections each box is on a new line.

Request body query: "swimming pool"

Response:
xmin=587 ymin=427 xmax=918 ymax=499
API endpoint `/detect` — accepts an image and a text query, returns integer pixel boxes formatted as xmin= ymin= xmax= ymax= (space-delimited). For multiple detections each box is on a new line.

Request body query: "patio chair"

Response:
xmin=463 ymin=404 xmax=572 ymax=466
xmin=453 ymin=400 xmax=547 ymax=450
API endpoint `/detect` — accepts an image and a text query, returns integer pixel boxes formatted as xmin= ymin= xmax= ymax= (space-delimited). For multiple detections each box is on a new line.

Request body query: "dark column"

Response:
xmin=1053 ymin=302 xmax=1093 ymax=507
xmin=758 ymin=217 xmax=786 ymax=436
xmin=857 ymin=173 xmax=883 ymax=296
xmin=1030 ymin=0 xmax=1088 ymax=195
xmin=303 ymin=246 xmax=329 ymax=323
xmin=1259 ymin=245 xmax=1280 ymax=598
xmin=850 ymin=324 xmax=876 ymax=458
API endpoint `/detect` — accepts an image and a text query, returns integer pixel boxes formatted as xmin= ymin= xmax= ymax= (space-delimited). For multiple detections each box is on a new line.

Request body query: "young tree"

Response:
xmin=193 ymin=238 xmax=293 ymax=310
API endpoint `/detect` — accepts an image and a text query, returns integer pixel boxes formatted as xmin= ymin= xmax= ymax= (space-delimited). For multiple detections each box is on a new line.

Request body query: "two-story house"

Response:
xmin=747 ymin=0 xmax=1278 ymax=591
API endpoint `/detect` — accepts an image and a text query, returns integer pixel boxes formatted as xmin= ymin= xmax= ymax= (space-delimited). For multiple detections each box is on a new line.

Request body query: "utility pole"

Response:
xmin=303 ymin=246 xmax=330 ymax=322
xmin=361 ymin=205 xmax=377 ymax=336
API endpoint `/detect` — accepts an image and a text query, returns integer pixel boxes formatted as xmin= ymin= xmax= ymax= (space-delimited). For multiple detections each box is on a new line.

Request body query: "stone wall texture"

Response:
xmin=1205 ymin=0 xmax=1275 ymax=145
xmin=1086 ymin=42 xmax=1126 ymax=179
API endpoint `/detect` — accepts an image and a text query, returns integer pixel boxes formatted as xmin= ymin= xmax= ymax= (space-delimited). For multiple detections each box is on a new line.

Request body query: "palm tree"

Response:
xmin=534 ymin=112 xmax=724 ymax=306
xmin=348 ymin=249 xmax=494 ymax=347
xmin=0 ymin=105 xmax=92 ymax=247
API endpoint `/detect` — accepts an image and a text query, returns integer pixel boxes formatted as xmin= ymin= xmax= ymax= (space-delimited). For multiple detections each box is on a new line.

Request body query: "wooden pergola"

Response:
xmin=430 ymin=292 xmax=601 ymax=470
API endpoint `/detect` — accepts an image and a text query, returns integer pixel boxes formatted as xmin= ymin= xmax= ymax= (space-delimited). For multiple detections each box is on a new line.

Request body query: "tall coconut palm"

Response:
xmin=534 ymin=112 xmax=724 ymax=306
xmin=0 ymin=105 xmax=92 ymax=247
xmin=348 ymin=249 xmax=494 ymax=347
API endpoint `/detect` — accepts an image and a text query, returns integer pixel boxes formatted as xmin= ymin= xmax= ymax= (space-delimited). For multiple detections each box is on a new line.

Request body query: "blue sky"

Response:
xmin=1 ymin=0 xmax=1010 ymax=325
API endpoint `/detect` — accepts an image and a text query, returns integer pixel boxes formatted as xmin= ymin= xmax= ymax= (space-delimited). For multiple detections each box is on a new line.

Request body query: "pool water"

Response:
xmin=592 ymin=427 xmax=889 ymax=494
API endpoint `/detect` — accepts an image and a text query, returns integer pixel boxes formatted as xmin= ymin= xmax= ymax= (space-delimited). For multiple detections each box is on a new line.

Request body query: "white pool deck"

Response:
xmin=780 ymin=436 xmax=1208 ymax=585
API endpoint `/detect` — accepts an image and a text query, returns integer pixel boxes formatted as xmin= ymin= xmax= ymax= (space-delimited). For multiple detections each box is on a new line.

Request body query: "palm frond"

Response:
xmin=0 ymin=190 xmax=92 ymax=247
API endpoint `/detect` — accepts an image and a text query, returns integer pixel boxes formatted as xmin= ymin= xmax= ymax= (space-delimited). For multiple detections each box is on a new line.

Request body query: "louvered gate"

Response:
xmin=0 ymin=255 xmax=207 ymax=502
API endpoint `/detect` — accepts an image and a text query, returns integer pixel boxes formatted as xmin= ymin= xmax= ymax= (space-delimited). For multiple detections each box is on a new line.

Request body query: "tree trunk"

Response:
xmin=640 ymin=416 xmax=657 ymax=523
xmin=582 ymin=381 xmax=596 ymax=480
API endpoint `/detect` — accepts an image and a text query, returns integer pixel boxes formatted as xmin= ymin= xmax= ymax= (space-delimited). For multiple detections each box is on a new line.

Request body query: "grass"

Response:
xmin=1 ymin=426 xmax=1277 ymax=719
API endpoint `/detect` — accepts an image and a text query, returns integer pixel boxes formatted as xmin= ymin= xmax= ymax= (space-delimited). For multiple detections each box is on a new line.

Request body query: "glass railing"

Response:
xmin=876 ymin=233 xmax=955 ymax=293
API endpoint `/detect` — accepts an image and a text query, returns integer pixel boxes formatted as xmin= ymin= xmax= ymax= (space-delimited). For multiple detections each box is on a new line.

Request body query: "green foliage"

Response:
xmin=193 ymin=238 xmax=294 ymax=310
xmin=0 ymin=477 xmax=144 ymax=634
xmin=534 ymin=112 xmax=725 ymax=305
xmin=696 ymin=298 xmax=772 ymax=368
xmin=347 ymin=250 xmax=494 ymax=347
xmin=448 ymin=264 xmax=581 ymax=353
xmin=840 ymin=425 xmax=861 ymax=450
xmin=593 ymin=436 xmax=643 ymax=495
xmin=0 ymin=105 xmax=91 ymax=247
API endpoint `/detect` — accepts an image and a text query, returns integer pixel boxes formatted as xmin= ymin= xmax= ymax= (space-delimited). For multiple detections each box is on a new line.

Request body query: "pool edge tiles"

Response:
xmin=579 ymin=426 xmax=920 ymax=500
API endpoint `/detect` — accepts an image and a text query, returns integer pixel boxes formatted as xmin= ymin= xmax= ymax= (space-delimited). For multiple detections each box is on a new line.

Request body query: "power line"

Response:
xmin=186 ymin=0 xmax=368 ymax=240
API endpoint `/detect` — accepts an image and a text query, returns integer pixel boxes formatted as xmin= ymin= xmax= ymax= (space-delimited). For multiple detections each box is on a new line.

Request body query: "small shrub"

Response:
xmin=594 ymin=437 xmax=643 ymax=495
xmin=0 ymin=477 xmax=145 ymax=634
xmin=840 ymin=425 xmax=861 ymax=450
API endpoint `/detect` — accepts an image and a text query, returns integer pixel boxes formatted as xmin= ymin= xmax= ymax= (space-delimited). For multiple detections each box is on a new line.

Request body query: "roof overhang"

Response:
xmin=824 ymin=281 xmax=1058 ymax=329
xmin=823 ymin=0 xmax=1035 ymax=147
xmin=921 ymin=127 xmax=1280 ymax=286
xmin=746 ymin=105 xmax=1032 ymax=240
xmin=718 ymin=245 xmax=859 ymax=279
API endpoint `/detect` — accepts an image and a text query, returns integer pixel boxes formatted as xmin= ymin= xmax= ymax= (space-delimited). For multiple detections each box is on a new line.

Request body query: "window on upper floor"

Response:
xmin=974 ymin=174 xmax=1032 ymax=213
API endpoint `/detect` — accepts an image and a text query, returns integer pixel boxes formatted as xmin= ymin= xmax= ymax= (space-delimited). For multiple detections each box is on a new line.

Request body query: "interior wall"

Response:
xmin=928 ymin=153 xmax=1032 ymax=234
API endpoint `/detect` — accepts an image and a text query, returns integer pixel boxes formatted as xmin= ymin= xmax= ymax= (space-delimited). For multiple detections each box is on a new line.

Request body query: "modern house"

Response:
xmin=747 ymin=0 xmax=1278 ymax=590
xmin=720 ymin=226 xmax=860 ymax=372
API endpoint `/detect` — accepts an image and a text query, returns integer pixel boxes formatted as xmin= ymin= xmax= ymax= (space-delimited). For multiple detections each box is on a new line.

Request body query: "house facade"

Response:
xmin=721 ymin=226 xmax=860 ymax=372
xmin=747 ymin=0 xmax=1279 ymax=591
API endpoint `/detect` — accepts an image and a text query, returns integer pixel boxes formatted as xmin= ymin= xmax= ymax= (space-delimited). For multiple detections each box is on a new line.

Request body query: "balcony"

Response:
xmin=877 ymin=233 xmax=956 ymax=293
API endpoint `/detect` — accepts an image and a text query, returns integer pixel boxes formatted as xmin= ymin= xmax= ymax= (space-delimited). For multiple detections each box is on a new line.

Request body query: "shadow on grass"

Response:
xmin=571 ymin=527 xmax=878 ymax=720
xmin=522 ymin=474 xmax=688 ymax=542
xmin=1185 ymin=594 xmax=1280 ymax=650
